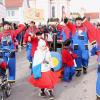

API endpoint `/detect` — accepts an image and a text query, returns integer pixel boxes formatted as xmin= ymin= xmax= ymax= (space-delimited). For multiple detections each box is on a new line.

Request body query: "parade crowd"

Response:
xmin=0 ymin=16 xmax=100 ymax=100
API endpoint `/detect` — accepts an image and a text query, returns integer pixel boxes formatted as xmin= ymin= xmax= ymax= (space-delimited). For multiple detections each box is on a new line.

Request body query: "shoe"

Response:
xmin=49 ymin=94 xmax=54 ymax=100
xmin=39 ymin=92 xmax=47 ymax=98
xmin=97 ymin=96 xmax=100 ymax=100
xmin=48 ymin=90 xmax=55 ymax=100
xmin=83 ymin=67 xmax=87 ymax=74
xmin=76 ymin=71 xmax=81 ymax=77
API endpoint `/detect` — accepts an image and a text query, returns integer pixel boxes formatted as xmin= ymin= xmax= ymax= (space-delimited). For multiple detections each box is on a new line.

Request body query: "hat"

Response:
xmin=36 ymin=31 xmax=43 ymax=36
xmin=38 ymin=39 xmax=46 ymax=48
xmin=3 ymin=21 xmax=11 ymax=26
xmin=75 ymin=17 xmax=82 ymax=21
xmin=64 ymin=39 xmax=71 ymax=46
xmin=30 ymin=21 xmax=35 ymax=24
xmin=97 ymin=23 xmax=100 ymax=27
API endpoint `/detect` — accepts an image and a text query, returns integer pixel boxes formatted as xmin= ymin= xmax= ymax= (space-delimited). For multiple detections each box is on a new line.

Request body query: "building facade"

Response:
xmin=0 ymin=0 xmax=6 ymax=23
xmin=28 ymin=0 xmax=71 ymax=24
xmin=4 ymin=0 xmax=71 ymax=24
xmin=5 ymin=0 xmax=29 ymax=23
xmin=49 ymin=0 xmax=70 ymax=20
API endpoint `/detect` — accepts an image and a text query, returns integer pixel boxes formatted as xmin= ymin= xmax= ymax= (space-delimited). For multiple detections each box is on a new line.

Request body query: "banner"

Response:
xmin=24 ymin=8 xmax=44 ymax=22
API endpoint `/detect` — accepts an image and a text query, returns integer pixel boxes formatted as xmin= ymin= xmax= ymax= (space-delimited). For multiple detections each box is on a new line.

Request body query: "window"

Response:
xmin=52 ymin=6 xmax=55 ymax=17
xmin=12 ymin=11 xmax=15 ymax=16
xmin=7 ymin=10 xmax=15 ymax=17
xmin=0 ymin=0 xmax=3 ymax=4
xmin=7 ymin=11 xmax=10 ymax=16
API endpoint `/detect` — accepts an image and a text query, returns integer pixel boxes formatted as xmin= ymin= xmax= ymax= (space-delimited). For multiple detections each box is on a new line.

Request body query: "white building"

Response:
xmin=5 ymin=0 xmax=29 ymax=23
xmin=49 ymin=0 xmax=70 ymax=20
xmin=0 ymin=0 xmax=6 ymax=23
xmin=28 ymin=0 xmax=71 ymax=24
xmin=4 ymin=0 xmax=71 ymax=24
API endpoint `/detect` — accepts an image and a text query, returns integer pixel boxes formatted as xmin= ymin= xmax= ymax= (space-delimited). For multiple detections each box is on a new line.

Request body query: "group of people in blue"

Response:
xmin=0 ymin=16 xmax=100 ymax=100
xmin=56 ymin=17 xmax=100 ymax=100
xmin=23 ymin=17 xmax=100 ymax=100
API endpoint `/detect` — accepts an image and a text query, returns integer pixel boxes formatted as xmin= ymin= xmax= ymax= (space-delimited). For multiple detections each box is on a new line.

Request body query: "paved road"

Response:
xmin=7 ymin=49 xmax=97 ymax=100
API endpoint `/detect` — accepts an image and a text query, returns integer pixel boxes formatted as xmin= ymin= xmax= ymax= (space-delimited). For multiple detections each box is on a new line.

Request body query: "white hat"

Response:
xmin=38 ymin=39 xmax=46 ymax=49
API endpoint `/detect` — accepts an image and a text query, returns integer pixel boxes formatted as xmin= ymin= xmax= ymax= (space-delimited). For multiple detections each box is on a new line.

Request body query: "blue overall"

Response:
xmin=0 ymin=34 xmax=16 ymax=82
xmin=61 ymin=30 xmax=67 ymax=42
xmin=26 ymin=42 xmax=32 ymax=62
xmin=96 ymin=55 xmax=100 ymax=97
xmin=63 ymin=65 xmax=75 ymax=81
xmin=72 ymin=29 xmax=89 ymax=70
xmin=57 ymin=30 xmax=67 ymax=41
xmin=57 ymin=31 xmax=61 ymax=40
xmin=91 ymin=45 xmax=100 ymax=97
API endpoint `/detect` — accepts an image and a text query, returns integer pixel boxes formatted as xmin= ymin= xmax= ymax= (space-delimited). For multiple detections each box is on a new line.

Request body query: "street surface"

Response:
xmin=7 ymin=48 xmax=97 ymax=100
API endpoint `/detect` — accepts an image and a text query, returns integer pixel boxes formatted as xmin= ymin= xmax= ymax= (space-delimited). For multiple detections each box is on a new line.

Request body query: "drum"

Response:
xmin=51 ymin=52 xmax=62 ymax=71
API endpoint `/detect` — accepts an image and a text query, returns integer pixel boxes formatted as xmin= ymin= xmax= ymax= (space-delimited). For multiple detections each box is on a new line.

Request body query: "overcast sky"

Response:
xmin=70 ymin=0 xmax=100 ymax=12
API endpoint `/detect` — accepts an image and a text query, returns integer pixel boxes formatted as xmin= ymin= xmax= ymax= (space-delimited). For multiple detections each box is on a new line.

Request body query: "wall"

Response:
xmin=0 ymin=3 xmax=6 ymax=23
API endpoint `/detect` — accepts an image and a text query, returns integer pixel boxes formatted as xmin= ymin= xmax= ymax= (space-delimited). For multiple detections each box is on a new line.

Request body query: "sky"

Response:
xmin=70 ymin=0 xmax=100 ymax=12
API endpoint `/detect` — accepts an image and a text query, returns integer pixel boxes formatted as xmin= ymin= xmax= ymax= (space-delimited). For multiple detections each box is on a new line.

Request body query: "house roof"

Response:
xmin=84 ymin=12 xmax=100 ymax=19
xmin=5 ymin=0 xmax=23 ymax=8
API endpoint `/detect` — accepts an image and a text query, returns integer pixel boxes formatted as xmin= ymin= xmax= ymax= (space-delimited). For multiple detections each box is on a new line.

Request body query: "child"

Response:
xmin=28 ymin=39 xmax=59 ymax=100
xmin=62 ymin=39 xmax=77 ymax=82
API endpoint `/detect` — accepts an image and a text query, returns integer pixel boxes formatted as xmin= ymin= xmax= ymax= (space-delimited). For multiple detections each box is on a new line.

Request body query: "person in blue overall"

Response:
xmin=64 ymin=17 xmax=89 ymax=77
xmin=91 ymin=43 xmax=100 ymax=100
xmin=0 ymin=21 xmax=25 ymax=83
xmin=23 ymin=21 xmax=38 ymax=71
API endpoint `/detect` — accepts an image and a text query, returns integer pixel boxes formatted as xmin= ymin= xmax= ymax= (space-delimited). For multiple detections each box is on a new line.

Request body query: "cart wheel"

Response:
xmin=5 ymin=83 xmax=11 ymax=97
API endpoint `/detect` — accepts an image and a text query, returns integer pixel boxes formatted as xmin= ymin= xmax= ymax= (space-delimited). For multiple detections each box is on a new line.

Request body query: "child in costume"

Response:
xmin=28 ymin=39 xmax=59 ymax=100
xmin=62 ymin=39 xmax=77 ymax=81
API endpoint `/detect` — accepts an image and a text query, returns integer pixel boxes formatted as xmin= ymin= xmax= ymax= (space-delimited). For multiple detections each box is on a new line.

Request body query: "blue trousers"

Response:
xmin=74 ymin=49 xmax=89 ymax=70
xmin=26 ymin=43 xmax=32 ymax=62
xmin=63 ymin=66 xmax=75 ymax=81
xmin=96 ymin=56 xmax=100 ymax=97
xmin=8 ymin=57 xmax=16 ymax=81
xmin=96 ymin=72 xmax=100 ymax=97
xmin=75 ymin=57 xmax=89 ymax=70
xmin=3 ymin=52 xmax=16 ymax=82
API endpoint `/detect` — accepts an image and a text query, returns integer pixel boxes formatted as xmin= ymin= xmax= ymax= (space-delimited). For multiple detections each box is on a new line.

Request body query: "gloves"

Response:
xmin=64 ymin=17 xmax=69 ymax=24
xmin=51 ymin=68 xmax=54 ymax=72
xmin=82 ymin=16 xmax=86 ymax=20
xmin=28 ymin=36 xmax=31 ymax=42
xmin=81 ymin=16 xmax=87 ymax=23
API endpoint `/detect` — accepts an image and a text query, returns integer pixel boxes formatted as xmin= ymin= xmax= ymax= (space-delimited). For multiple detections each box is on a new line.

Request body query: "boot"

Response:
xmin=76 ymin=70 xmax=81 ymax=77
xmin=39 ymin=89 xmax=46 ymax=97
xmin=83 ymin=67 xmax=87 ymax=74
xmin=29 ymin=62 xmax=32 ymax=69
xmin=96 ymin=96 xmax=100 ymax=100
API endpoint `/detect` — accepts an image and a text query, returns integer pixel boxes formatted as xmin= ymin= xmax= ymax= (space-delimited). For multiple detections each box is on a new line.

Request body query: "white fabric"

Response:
xmin=33 ymin=39 xmax=53 ymax=72
xmin=78 ymin=30 xmax=83 ymax=35
xmin=37 ymin=39 xmax=46 ymax=49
